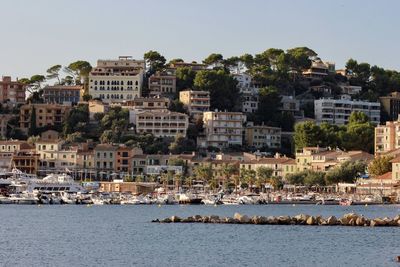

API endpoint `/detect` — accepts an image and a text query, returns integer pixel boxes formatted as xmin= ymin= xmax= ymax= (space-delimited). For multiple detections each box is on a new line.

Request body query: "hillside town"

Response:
xmin=1 ymin=48 xmax=400 ymax=203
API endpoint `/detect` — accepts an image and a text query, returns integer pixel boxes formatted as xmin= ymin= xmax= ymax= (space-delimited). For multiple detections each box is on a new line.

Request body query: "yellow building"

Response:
xmin=245 ymin=125 xmax=281 ymax=149
xmin=240 ymin=156 xmax=296 ymax=178
xmin=179 ymin=90 xmax=210 ymax=119
xmin=135 ymin=110 xmax=189 ymax=138
xmin=19 ymin=103 xmax=71 ymax=134
xmin=374 ymin=119 xmax=400 ymax=155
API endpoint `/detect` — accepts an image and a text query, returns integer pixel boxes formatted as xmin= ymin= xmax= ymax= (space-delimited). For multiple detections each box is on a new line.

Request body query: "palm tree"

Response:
xmin=241 ymin=168 xmax=256 ymax=192
xmin=222 ymin=163 xmax=239 ymax=190
xmin=194 ymin=164 xmax=213 ymax=191
xmin=256 ymin=167 xmax=273 ymax=192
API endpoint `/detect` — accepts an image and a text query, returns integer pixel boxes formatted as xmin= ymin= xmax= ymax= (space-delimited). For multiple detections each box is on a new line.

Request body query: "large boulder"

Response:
xmin=294 ymin=214 xmax=310 ymax=224
xmin=170 ymin=216 xmax=181 ymax=223
xmin=355 ymin=216 xmax=366 ymax=226
xmin=161 ymin=217 xmax=172 ymax=223
xmin=234 ymin=213 xmax=250 ymax=224
xmin=193 ymin=215 xmax=203 ymax=222
xmin=266 ymin=216 xmax=278 ymax=224
xmin=224 ymin=217 xmax=235 ymax=224
xmin=326 ymin=216 xmax=338 ymax=225
xmin=306 ymin=216 xmax=317 ymax=225
xmin=277 ymin=216 xmax=291 ymax=225
xmin=209 ymin=215 xmax=220 ymax=223
xmin=182 ymin=216 xmax=194 ymax=223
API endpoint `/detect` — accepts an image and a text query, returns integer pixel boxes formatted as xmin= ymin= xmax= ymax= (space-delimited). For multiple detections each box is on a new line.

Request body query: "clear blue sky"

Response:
xmin=1 ymin=0 xmax=399 ymax=78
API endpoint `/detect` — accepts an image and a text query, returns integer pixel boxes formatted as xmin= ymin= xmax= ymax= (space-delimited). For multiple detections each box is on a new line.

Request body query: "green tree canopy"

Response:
xmin=194 ymin=69 xmax=240 ymax=111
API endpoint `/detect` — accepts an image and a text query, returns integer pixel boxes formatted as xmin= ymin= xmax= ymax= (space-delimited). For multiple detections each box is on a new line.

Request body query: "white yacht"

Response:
xmin=24 ymin=173 xmax=85 ymax=193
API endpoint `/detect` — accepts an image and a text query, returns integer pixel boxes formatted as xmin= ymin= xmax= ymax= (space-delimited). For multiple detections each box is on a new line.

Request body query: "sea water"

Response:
xmin=0 ymin=204 xmax=399 ymax=267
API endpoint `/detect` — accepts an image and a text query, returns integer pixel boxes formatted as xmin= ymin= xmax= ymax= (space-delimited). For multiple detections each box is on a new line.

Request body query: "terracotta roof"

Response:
xmin=242 ymin=157 xmax=296 ymax=165
xmin=376 ymin=172 xmax=392 ymax=180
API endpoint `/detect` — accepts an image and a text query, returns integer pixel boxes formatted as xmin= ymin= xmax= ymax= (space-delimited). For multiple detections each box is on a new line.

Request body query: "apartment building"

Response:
xmin=148 ymin=70 xmax=176 ymax=97
xmin=314 ymin=95 xmax=380 ymax=125
xmin=19 ymin=103 xmax=72 ymax=134
xmin=302 ymin=58 xmax=335 ymax=80
xmin=88 ymin=56 xmax=145 ymax=103
xmin=11 ymin=150 xmax=39 ymax=174
xmin=179 ymin=90 xmax=210 ymax=119
xmin=202 ymin=111 xmax=246 ymax=149
xmin=35 ymin=140 xmax=63 ymax=169
xmin=374 ymin=119 xmax=400 ymax=155
xmin=116 ymin=146 xmax=143 ymax=173
xmin=380 ymin=92 xmax=400 ymax=121
xmin=280 ymin=95 xmax=304 ymax=119
xmin=135 ymin=110 xmax=189 ymax=138
xmin=296 ymin=147 xmax=373 ymax=172
xmin=240 ymin=156 xmax=297 ymax=178
xmin=245 ymin=125 xmax=281 ymax=149
xmin=42 ymin=85 xmax=83 ymax=104
xmin=94 ymin=144 xmax=117 ymax=171
xmin=0 ymin=76 xmax=26 ymax=104
xmin=122 ymin=96 xmax=170 ymax=110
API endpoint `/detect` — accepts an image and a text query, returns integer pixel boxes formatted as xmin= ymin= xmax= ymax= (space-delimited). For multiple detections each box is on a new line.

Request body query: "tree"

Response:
xmin=342 ymin=111 xmax=375 ymax=153
xmin=144 ymin=50 xmax=166 ymax=73
xmin=304 ymin=171 xmax=326 ymax=186
xmin=255 ymin=86 xmax=282 ymax=125
xmin=194 ymin=69 xmax=240 ymax=111
xmin=194 ymin=164 xmax=214 ymax=190
xmin=46 ymin=64 xmax=62 ymax=84
xmin=28 ymin=105 xmax=37 ymax=136
xmin=64 ymin=60 xmax=92 ymax=89
xmin=240 ymin=168 xmax=256 ymax=192
xmin=270 ymin=176 xmax=284 ymax=190
xmin=325 ymin=160 xmax=366 ymax=185
xmin=203 ymin=53 xmax=223 ymax=67
xmin=168 ymin=58 xmax=184 ymax=65
xmin=286 ymin=171 xmax=306 ymax=185
xmin=63 ymin=104 xmax=89 ymax=136
xmin=256 ymin=166 xmax=273 ymax=192
xmin=368 ymin=156 xmax=393 ymax=176
xmin=100 ymin=130 xmax=114 ymax=144
xmin=169 ymin=99 xmax=186 ymax=113
xmin=222 ymin=164 xmax=239 ymax=189
xmin=294 ymin=121 xmax=323 ymax=151
xmin=175 ymin=67 xmax=196 ymax=91
xmin=168 ymin=135 xmax=196 ymax=154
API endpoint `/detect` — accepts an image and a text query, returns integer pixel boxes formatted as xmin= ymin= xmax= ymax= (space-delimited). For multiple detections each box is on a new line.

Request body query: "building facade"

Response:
xmin=121 ymin=96 xmax=170 ymax=110
xmin=374 ymin=119 xmax=400 ymax=155
xmin=179 ymin=90 xmax=210 ymax=119
xmin=380 ymin=92 xmax=400 ymax=121
xmin=202 ymin=111 xmax=246 ymax=149
xmin=19 ymin=103 xmax=72 ymax=134
xmin=148 ymin=70 xmax=176 ymax=97
xmin=314 ymin=95 xmax=380 ymax=125
xmin=88 ymin=56 xmax=145 ymax=103
xmin=0 ymin=76 xmax=26 ymax=104
xmin=135 ymin=110 xmax=189 ymax=138
xmin=245 ymin=125 xmax=281 ymax=149
xmin=42 ymin=85 xmax=83 ymax=104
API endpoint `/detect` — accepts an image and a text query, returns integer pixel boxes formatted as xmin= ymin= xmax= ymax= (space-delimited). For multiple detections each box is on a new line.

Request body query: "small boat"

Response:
xmin=339 ymin=199 xmax=353 ymax=206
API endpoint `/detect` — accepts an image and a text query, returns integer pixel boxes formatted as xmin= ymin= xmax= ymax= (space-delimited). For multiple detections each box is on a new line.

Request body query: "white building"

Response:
xmin=314 ymin=95 xmax=380 ymax=125
xmin=202 ymin=111 xmax=246 ymax=149
xmin=233 ymin=73 xmax=260 ymax=113
xmin=89 ymin=56 xmax=145 ymax=103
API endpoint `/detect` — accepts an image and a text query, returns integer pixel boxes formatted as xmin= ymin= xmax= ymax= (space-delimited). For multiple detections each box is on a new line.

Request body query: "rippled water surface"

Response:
xmin=0 ymin=204 xmax=399 ymax=267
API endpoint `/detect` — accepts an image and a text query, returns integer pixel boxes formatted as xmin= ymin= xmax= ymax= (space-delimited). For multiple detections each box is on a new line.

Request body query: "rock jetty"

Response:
xmin=152 ymin=213 xmax=400 ymax=227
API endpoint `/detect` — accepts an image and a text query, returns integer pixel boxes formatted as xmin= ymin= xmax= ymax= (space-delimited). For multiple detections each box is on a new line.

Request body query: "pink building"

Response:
xmin=0 ymin=76 xmax=26 ymax=104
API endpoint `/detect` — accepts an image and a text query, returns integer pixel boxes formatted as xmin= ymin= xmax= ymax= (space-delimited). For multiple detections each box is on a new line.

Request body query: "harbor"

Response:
xmin=0 ymin=168 xmax=398 ymax=206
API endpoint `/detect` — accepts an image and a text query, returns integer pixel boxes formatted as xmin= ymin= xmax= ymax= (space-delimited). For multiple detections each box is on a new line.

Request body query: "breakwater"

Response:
xmin=153 ymin=212 xmax=400 ymax=227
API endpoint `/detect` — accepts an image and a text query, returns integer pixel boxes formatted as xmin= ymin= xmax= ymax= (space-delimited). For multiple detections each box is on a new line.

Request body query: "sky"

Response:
xmin=1 ymin=0 xmax=399 ymax=79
